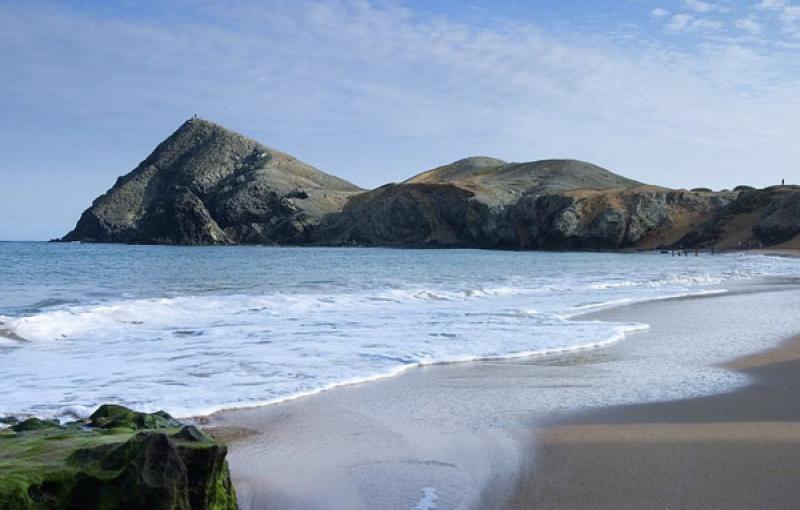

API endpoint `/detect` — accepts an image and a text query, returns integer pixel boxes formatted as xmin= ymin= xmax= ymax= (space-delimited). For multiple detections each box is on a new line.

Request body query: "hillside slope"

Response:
xmin=61 ymin=118 xmax=362 ymax=244
xmin=406 ymin=157 xmax=641 ymax=207
xmin=311 ymin=158 xmax=729 ymax=249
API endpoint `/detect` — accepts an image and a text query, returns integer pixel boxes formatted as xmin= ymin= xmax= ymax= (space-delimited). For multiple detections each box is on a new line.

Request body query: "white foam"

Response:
xmin=563 ymin=288 xmax=729 ymax=317
xmin=414 ymin=488 xmax=438 ymax=510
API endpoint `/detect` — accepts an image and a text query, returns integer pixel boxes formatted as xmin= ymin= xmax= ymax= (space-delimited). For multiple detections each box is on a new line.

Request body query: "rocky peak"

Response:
xmin=61 ymin=118 xmax=362 ymax=244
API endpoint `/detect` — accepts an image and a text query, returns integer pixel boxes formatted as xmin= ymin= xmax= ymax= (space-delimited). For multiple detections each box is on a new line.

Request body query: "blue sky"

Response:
xmin=1 ymin=0 xmax=799 ymax=240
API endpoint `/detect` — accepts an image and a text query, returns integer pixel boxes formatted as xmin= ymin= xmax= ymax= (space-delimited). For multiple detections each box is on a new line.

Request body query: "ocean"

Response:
xmin=0 ymin=242 xmax=797 ymax=419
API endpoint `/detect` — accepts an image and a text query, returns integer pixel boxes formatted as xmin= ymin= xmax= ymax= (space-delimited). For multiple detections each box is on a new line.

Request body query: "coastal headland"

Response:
xmin=60 ymin=118 xmax=800 ymax=251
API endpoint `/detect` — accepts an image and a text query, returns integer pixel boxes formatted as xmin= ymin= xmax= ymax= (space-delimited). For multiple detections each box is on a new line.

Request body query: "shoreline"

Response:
xmin=208 ymin=280 xmax=800 ymax=509
xmin=501 ymin=335 xmax=800 ymax=509
xmin=12 ymin=238 xmax=800 ymax=258
xmin=197 ymin=278 xmax=792 ymax=422
xmin=194 ymin=285 xmax=729 ymax=422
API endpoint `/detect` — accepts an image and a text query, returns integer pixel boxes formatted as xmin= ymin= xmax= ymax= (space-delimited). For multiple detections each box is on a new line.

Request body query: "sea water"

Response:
xmin=0 ymin=242 xmax=797 ymax=419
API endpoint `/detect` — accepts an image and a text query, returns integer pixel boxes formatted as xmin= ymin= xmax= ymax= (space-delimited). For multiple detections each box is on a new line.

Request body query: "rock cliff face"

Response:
xmin=61 ymin=120 xmax=798 ymax=250
xmin=310 ymin=157 xmax=733 ymax=249
xmin=0 ymin=405 xmax=236 ymax=510
xmin=675 ymin=186 xmax=800 ymax=249
xmin=61 ymin=118 xmax=362 ymax=244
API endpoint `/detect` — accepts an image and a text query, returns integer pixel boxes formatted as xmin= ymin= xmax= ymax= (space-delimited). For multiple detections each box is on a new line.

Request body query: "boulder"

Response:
xmin=89 ymin=404 xmax=182 ymax=430
xmin=0 ymin=406 xmax=236 ymax=510
xmin=10 ymin=418 xmax=61 ymax=432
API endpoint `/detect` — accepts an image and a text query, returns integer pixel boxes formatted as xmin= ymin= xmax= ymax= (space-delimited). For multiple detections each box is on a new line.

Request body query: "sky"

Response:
xmin=1 ymin=0 xmax=799 ymax=240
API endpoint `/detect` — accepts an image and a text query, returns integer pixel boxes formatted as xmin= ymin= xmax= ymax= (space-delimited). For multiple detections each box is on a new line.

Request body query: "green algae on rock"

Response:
xmin=0 ymin=406 xmax=236 ymax=510
xmin=9 ymin=418 xmax=61 ymax=433
xmin=88 ymin=404 xmax=182 ymax=430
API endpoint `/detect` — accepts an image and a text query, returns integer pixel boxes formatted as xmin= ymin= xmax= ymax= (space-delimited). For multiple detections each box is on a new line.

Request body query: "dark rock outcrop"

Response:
xmin=309 ymin=182 xmax=491 ymax=247
xmin=675 ymin=186 xmax=800 ymax=249
xmin=0 ymin=406 xmax=236 ymax=510
xmin=61 ymin=118 xmax=361 ymax=245
xmin=489 ymin=187 xmax=726 ymax=250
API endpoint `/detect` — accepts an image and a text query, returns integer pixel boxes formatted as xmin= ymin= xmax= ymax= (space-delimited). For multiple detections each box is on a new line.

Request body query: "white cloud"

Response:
xmin=651 ymin=7 xmax=670 ymax=17
xmin=667 ymin=13 xmax=695 ymax=30
xmin=735 ymin=16 xmax=763 ymax=34
xmin=665 ymin=13 xmax=723 ymax=31
xmin=783 ymin=5 xmax=800 ymax=23
xmin=684 ymin=0 xmax=718 ymax=13
xmin=756 ymin=0 xmax=800 ymax=38
xmin=756 ymin=0 xmax=788 ymax=10
xmin=691 ymin=18 xmax=723 ymax=30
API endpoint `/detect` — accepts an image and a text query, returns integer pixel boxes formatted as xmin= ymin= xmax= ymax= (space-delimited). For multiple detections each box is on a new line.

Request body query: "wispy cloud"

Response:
xmin=668 ymin=13 xmax=695 ymax=30
xmin=756 ymin=0 xmax=787 ymax=9
xmin=666 ymin=13 xmax=722 ymax=31
xmin=756 ymin=0 xmax=800 ymax=38
xmin=735 ymin=16 xmax=763 ymax=34
xmin=683 ymin=0 xmax=719 ymax=13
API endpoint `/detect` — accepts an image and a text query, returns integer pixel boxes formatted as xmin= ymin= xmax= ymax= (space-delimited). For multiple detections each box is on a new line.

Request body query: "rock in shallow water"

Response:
xmin=0 ymin=406 xmax=237 ymax=510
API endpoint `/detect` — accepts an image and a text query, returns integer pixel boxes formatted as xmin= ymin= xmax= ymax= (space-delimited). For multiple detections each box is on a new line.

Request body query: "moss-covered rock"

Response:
xmin=10 ymin=418 xmax=61 ymax=433
xmin=0 ymin=406 xmax=236 ymax=510
xmin=88 ymin=404 xmax=181 ymax=430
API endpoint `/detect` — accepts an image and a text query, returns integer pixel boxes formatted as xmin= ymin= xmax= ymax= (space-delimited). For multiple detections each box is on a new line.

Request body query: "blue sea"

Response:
xmin=0 ymin=242 xmax=797 ymax=418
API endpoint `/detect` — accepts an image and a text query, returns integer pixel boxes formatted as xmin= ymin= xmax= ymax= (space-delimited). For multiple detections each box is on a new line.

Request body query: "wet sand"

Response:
xmin=206 ymin=281 xmax=800 ymax=509
xmin=502 ymin=335 xmax=800 ymax=509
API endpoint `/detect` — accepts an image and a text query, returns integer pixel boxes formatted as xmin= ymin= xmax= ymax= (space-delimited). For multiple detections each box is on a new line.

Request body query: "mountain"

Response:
xmin=406 ymin=157 xmax=641 ymax=205
xmin=310 ymin=158 xmax=730 ymax=249
xmin=61 ymin=119 xmax=800 ymax=250
xmin=61 ymin=118 xmax=362 ymax=244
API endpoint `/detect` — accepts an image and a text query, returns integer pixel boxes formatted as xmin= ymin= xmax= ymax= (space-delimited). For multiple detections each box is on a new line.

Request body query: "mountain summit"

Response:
xmin=406 ymin=157 xmax=642 ymax=207
xmin=62 ymin=118 xmax=361 ymax=244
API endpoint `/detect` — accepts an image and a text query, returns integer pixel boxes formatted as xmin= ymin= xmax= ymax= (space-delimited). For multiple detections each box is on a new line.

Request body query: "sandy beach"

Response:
xmin=207 ymin=280 xmax=800 ymax=509
xmin=501 ymin=338 xmax=800 ymax=509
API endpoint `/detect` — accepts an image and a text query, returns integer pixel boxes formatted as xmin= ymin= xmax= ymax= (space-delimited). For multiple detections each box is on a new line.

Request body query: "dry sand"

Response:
xmin=502 ymin=335 xmax=800 ymax=510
